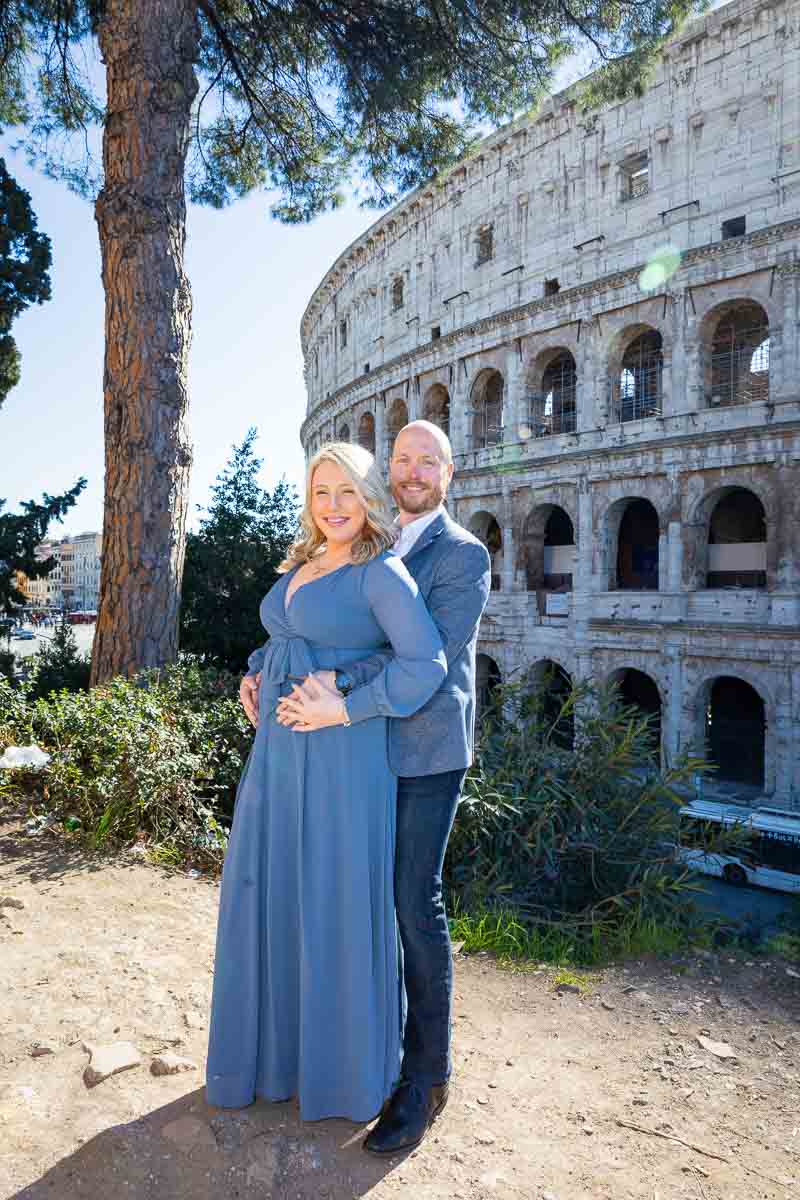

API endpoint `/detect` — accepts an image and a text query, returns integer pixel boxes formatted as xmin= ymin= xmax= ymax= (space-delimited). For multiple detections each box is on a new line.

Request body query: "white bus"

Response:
xmin=678 ymin=800 xmax=800 ymax=894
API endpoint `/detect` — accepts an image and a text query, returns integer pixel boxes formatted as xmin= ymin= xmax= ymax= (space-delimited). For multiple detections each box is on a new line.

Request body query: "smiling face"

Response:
xmin=309 ymin=459 xmax=368 ymax=550
xmin=390 ymin=424 xmax=454 ymax=521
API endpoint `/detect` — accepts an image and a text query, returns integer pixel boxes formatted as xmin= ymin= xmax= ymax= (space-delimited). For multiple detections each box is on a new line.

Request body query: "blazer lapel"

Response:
xmin=402 ymin=511 xmax=447 ymax=562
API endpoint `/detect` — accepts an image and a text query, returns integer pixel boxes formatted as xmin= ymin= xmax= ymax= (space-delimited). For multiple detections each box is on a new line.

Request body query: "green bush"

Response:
xmin=0 ymin=663 xmax=253 ymax=866
xmin=445 ymin=675 xmax=711 ymax=958
xmin=0 ymin=647 xmax=14 ymax=682
xmin=28 ymin=620 xmax=90 ymax=699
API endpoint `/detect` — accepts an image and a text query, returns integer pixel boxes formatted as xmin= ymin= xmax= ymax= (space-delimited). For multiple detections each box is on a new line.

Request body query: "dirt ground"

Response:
xmin=1 ymin=803 xmax=799 ymax=1200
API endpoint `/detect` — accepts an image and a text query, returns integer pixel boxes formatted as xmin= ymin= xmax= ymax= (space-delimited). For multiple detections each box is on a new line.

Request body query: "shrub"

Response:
xmin=0 ymin=663 xmax=253 ymax=866
xmin=445 ymin=676 xmax=711 ymax=957
xmin=28 ymin=620 xmax=90 ymax=699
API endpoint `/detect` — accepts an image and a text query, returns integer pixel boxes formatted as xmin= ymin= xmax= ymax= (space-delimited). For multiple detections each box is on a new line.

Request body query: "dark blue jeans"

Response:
xmin=395 ymin=768 xmax=466 ymax=1087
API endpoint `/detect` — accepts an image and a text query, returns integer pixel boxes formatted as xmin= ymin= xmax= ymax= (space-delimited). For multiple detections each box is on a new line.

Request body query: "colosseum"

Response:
xmin=299 ymin=0 xmax=800 ymax=810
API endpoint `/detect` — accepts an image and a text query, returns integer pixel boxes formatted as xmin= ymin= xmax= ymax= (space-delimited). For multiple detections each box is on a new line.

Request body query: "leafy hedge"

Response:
xmin=0 ymin=664 xmax=252 ymax=866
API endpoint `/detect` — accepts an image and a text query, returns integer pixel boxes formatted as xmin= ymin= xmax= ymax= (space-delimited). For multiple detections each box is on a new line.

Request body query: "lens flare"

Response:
xmin=518 ymin=423 xmax=533 ymax=441
xmin=639 ymin=244 xmax=682 ymax=292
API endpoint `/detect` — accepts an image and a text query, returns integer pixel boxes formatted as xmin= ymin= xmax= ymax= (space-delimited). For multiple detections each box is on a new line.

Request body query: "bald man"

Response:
xmin=243 ymin=421 xmax=491 ymax=1152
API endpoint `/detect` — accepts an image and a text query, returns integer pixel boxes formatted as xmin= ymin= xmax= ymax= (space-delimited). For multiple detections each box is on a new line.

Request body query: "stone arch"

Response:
xmin=521 ymin=503 xmax=576 ymax=592
xmin=525 ymin=658 xmax=575 ymax=748
xmin=357 ymin=411 xmax=376 ymax=454
xmin=701 ymin=299 xmax=771 ymax=409
xmin=422 ymin=383 xmax=450 ymax=436
xmin=608 ymin=666 xmax=663 ymax=763
xmin=469 ymin=369 xmax=504 ymax=449
xmin=685 ymin=484 xmax=772 ymax=590
xmin=468 ymin=510 xmax=503 ymax=592
xmin=695 ymin=674 xmax=770 ymax=796
xmin=607 ymin=324 xmax=664 ymax=422
xmin=524 ymin=348 xmax=577 ymax=437
xmin=604 ymin=497 xmax=661 ymax=591
xmin=387 ymin=398 xmax=408 ymax=458
xmin=476 ymin=652 xmax=502 ymax=717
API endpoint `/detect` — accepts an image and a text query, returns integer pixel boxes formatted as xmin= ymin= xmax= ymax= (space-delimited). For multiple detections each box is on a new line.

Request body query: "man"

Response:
xmin=239 ymin=421 xmax=491 ymax=1152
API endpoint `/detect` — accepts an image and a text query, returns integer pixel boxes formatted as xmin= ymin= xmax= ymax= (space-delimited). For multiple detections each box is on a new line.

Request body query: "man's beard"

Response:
xmin=392 ymin=478 xmax=445 ymax=516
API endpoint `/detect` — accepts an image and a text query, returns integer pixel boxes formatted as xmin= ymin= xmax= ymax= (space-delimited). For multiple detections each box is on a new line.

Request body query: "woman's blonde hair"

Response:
xmin=279 ymin=441 xmax=397 ymax=572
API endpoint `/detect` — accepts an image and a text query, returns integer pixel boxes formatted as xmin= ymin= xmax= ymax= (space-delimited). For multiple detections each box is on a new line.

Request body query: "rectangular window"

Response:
xmin=621 ymin=153 xmax=649 ymax=202
xmin=339 ymin=319 xmax=347 ymax=348
xmin=475 ymin=225 xmax=494 ymax=266
xmin=722 ymin=216 xmax=746 ymax=239
xmin=391 ymin=277 xmax=404 ymax=311
xmin=544 ymin=277 xmax=560 ymax=296
xmin=363 ymin=362 xmax=370 ymax=374
xmin=431 ymin=326 xmax=441 ymax=341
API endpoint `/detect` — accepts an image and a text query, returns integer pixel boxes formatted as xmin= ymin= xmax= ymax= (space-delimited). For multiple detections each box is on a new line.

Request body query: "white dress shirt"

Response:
xmin=394 ymin=504 xmax=445 ymax=559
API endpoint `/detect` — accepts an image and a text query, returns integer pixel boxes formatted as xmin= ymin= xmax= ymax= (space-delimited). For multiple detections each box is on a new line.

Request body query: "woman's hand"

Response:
xmin=239 ymin=671 xmax=261 ymax=727
xmin=276 ymin=675 xmax=348 ymax=732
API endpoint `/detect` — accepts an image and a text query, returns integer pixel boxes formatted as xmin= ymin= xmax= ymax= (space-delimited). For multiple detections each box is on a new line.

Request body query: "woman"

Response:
xmin=206 ymin=443 xmax=446 ymax=1122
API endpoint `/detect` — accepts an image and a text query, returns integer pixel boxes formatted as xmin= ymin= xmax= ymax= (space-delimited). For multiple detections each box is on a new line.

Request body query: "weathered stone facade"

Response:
xmin=299 ymin=0 xmax=800 ymax=808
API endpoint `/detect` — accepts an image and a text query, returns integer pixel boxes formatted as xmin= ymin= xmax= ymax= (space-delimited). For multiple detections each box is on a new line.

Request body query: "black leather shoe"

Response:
xmin=363 ymin=1080 xmax=449 ymax=1154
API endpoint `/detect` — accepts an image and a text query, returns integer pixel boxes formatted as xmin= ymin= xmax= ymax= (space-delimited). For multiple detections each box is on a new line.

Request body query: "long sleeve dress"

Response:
xmin=205 ymin=551 xmax=446 ymax=1121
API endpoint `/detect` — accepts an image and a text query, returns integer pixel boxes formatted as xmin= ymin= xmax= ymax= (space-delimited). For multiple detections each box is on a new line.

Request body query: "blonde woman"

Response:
xmin=206 ymin=443 xmax=446 ymax=1123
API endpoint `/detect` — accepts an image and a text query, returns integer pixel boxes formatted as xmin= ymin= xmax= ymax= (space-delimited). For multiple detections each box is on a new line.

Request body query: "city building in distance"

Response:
xmin=20 ymin=532 xmax=102 ymax=613
xmin=299 ymin=0 xmax=800 ymax=809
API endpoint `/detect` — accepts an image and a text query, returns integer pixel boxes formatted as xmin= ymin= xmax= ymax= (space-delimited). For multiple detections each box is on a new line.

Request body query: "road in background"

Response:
xmin=4 ymin=621 xmax=95 ymax=660
xmin=690 ymin=876 xmax=799 ymax=938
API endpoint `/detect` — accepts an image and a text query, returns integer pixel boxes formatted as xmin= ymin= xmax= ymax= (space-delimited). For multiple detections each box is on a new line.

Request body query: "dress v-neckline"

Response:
xmin=284 ymin=562 xmax=352 ymax=613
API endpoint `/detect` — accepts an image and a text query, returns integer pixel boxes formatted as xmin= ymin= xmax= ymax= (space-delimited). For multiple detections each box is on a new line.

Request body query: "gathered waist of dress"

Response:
xmin=260 ymin=635 xmax=382 ymax=689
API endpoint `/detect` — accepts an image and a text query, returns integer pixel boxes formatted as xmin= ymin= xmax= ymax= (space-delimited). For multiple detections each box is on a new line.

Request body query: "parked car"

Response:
xmin=12 ymin=630 xmax=35 ymax=641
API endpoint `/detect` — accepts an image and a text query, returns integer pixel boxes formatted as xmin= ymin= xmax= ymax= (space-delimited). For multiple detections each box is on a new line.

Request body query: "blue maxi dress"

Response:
xmin=205 ymin=552 xmax=446 ymax=1121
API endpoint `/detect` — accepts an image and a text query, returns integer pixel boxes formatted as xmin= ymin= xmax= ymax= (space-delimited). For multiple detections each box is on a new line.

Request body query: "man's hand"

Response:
xmin=311 ymin=670 xmax=339 ymax=694
xmin=276 ymin=675 xmax=347 ymax=732
xmin=276 ymin=670 xmax=339 ymax=727
xmin=239 ymin=671 xmax=261 ymax=728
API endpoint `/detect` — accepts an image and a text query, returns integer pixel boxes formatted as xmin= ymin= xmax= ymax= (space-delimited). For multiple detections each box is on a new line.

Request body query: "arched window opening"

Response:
xmin=614 ymin=330 xmax=663 ymax=422
xmin=615 ymin=499 xmax=659 ymax=591
xmin=338 ymin=423 xmax=350 ymax=443
xmin=387 ymin=399 xmax=409 ymax=459
xmin=543 ymin=508 xmax=575 ymax=592
xmin=469 ymin=512 xmax=503 ymax=591
xmin=471 ymin=371 xmax=504 ymax=450
xmin=613 ymin=669 xmax=661 ymax=762
xmin=705 ymin=677 xmax=765 ymax=790
xmin=707 ymin=488 xmax=766 ymax=589
xmin=358 ymin=412 xmax=376 ymax=454
xmin=476 ymin=653 xmax=501 ymax=718
xmin=709 ymin=306 xmax=770 ymax=407
xmin=423 ymin=384 xmax=450 ymax=436
xmin=525 ymin=661 xmax=574 ymax=749
xmin=521 ymin=504 xmax=575 ymax=594
xmin=528 ymin=352 xmax=577 ymax=437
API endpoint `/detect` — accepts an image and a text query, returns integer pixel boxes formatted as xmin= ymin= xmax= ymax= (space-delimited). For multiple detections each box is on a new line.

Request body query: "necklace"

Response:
xmin=308 ymin=555 xmax=348 ymax=578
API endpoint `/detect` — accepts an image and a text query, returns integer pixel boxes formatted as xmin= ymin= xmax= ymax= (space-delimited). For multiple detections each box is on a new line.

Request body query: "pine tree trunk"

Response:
xmin=91 ymin=0 xmax=199 ymax=684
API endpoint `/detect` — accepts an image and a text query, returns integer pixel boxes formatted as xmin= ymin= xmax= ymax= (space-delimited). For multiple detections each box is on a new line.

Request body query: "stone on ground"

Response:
xmin=82 ymin=1040 xmax=141 ymax=1087
xmin=151 ymin=1052 xmax=198 ymax=1076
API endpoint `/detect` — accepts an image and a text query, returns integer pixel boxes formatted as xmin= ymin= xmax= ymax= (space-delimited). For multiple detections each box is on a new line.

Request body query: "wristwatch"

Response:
xmin=334 ymin=669 xmax=354 ymax=697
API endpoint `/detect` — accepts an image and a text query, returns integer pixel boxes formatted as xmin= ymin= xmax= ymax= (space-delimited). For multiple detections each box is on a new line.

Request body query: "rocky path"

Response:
xmin=1 ymin=804 xmax=799 ymax=1200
